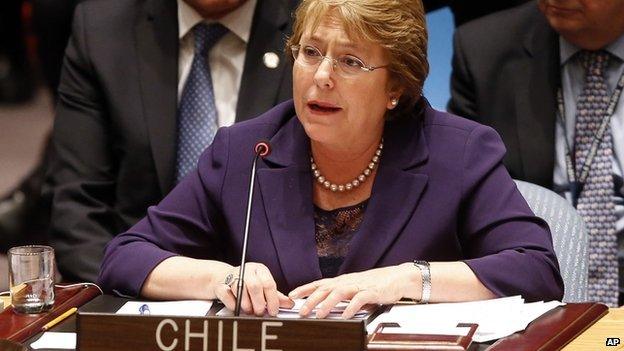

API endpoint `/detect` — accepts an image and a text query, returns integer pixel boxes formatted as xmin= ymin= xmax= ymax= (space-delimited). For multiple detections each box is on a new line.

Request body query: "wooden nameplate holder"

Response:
xmin=77 ymin=313 xmax=367 ymax=351
xmin=76 ymin=312 xmax=477 ymax=351
xmin=367 ymin=322 xmax=478 ymax=351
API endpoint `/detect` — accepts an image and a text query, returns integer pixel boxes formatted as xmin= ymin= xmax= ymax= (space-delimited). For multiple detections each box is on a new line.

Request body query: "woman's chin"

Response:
xmin=300 ymin=123 xmax=338 ymax=145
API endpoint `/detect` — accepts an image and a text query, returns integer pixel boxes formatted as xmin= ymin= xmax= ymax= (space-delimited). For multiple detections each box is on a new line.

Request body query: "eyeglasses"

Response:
xmin=291 ymin=44 xmax=388 ymax=78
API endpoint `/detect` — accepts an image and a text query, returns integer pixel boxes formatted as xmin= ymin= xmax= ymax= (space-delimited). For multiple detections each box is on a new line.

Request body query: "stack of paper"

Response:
xmin=366 ymin=296 xmax=564 ymax=342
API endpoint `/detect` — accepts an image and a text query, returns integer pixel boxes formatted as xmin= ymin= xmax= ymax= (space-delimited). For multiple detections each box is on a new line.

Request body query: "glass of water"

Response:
xmin=8 ymin=245 xmax=55 ymax=314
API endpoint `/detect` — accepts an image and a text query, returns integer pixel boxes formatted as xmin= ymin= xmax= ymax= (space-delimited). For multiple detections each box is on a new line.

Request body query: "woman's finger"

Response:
xmin=289 ymin=279 xmax=327 ymax=299
xmin=278 ymin=292 xmax=295 ymax=308
xmin=315 ymin=285 xmax=358 ymax=319
xmin=245 ymin=269 xmax=268 ymax=316
xmin=299 ymin=284 xmax=333 ymax=316
xmin=231 ymin=281 xmax=254 ymax=315
xmin=214 ymin=283 xmax=236 ymax=311
xmin=256 ymin=266 xmax=280 ymax=316
xmin=341 ymin=290 xmax=377 ymax=319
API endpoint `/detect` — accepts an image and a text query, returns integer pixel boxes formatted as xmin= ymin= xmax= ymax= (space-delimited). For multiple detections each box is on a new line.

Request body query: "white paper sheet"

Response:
xmin=366 ymin=296 xmax=564 ymax=342
xmin=30 ymin=332 xmax=76 ymax=349
xmin=116 ymin=300 xmax=213 ymax=316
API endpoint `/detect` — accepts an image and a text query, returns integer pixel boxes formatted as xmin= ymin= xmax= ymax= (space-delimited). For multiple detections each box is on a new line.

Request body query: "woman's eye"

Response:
xmin=342 ymin=56 xmax=363 ymax=67
xmin=303 ymin=47 xmax=321 ymax=57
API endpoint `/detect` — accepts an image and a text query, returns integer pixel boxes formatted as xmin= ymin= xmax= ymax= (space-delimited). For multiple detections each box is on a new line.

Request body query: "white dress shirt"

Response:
xmin=177 ymin=0 xmax=257 ymax=127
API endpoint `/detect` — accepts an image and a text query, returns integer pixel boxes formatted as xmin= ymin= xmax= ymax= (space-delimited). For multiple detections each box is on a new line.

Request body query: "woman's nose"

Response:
xmin=313 ymin=58 xmax=335 ymax=89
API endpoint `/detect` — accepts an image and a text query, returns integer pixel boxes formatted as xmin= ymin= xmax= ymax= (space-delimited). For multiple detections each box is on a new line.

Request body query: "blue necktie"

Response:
xmin=175 ymin=23 xmax=228 ymax=183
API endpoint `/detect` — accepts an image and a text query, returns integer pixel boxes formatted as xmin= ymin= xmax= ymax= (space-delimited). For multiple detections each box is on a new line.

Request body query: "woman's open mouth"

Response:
xmin=307 ymin=101 xmax=342 ymax=114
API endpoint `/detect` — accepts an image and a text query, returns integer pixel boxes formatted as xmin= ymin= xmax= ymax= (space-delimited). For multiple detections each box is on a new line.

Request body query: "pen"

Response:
xmin=139 ymin=304 xmax=151 ymax=315
xmin=41 ymin=307 xmax=77 ymax=331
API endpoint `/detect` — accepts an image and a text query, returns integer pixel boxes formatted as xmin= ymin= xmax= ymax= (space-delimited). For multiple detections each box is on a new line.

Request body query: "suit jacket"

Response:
xmin=423 ymin=0 xmax=528 ymax=26
xmin=448 ymin=1 xmax=559 ymax=189
xmin=45 ymin=0 xmax=298 ymax=282
xmin=99 ymin=100 xmax=564 ymax=302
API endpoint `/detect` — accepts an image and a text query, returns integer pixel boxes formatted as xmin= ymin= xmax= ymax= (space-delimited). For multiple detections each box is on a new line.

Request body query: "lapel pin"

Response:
xmin=263 ymin=52 xmax=280 ymax=69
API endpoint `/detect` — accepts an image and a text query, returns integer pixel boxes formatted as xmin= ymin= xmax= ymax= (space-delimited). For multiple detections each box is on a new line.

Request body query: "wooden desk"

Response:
xmin=8 ymin=297 xmax=623 ymax=350
xmin=563 ymin=308 xmax=624 ymax=351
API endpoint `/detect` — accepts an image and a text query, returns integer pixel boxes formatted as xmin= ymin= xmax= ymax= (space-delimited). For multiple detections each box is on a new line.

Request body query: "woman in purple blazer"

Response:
xmin=99 ymin=0 xmax=564 ymax=318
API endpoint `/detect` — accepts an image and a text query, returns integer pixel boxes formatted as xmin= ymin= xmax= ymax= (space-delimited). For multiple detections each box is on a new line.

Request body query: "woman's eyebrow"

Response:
xmin=307 ymin=34 xmax=361 ymax=51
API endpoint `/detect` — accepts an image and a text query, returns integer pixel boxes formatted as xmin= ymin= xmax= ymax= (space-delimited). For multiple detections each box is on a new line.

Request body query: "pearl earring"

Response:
xmin=390 ymin=99 xmax=398 ymax=107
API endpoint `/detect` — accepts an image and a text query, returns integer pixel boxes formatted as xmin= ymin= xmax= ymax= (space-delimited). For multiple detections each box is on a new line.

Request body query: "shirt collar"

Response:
xmin=560 ymin=33 xmax=624 ymax=66
xmin=606 ymin=33 xmax=624 ymax=63
xmin=177 ymin=0 xmax=257 ymax=43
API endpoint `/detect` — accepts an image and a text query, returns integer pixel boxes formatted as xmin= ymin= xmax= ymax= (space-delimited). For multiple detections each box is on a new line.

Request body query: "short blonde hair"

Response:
xmin=287 ymin=0 xmax=429 ymax=118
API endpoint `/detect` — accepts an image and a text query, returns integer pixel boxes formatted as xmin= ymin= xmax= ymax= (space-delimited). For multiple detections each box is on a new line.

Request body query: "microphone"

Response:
xmin=254 ymin=141 xmax=271 ymax=158
xmin=235 ymin=140 xmax=271 ymax=316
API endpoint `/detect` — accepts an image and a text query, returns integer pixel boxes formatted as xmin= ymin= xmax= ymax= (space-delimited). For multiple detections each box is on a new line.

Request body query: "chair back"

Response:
xmin=514 ymin=180 xmax=588 ymax=302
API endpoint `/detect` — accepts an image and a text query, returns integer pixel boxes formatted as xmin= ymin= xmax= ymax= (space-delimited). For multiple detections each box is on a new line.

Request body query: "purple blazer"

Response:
xmin=99 ymin=100 xmax=564 ymax=301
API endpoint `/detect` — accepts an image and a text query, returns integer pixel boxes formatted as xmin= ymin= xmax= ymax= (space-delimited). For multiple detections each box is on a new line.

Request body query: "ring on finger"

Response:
xmin=224 ymin=273 xmax=240 ymax=288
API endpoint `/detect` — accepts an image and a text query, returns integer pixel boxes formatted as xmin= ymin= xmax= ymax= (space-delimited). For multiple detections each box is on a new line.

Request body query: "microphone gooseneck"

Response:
xmin=234 ymin=141 xmax=271 ymax=316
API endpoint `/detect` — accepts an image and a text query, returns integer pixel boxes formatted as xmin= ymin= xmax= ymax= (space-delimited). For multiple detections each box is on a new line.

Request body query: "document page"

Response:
xmin=30 ymin=332 xmax=76 ymax=349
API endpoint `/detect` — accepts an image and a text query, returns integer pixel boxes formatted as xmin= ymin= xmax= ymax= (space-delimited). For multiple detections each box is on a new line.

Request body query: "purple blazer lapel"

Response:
xmin=339 ymin=110 xmax=430 ymax=274
xmin=257 ymin=117 xmax=323 ymax=289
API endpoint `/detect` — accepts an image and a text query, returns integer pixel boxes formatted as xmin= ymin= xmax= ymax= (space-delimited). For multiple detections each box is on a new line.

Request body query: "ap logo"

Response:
xmin=606 ymin=337 xmax=620 ymax=346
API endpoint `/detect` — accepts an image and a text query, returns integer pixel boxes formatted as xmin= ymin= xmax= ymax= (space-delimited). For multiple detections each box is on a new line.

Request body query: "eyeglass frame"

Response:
xmin=290 ymin=44 xmax=389 ymax=76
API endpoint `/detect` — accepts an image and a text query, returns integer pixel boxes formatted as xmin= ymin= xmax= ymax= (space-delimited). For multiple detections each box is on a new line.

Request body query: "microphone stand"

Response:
xmin=234 ymin=143 xmax=269 ymax=316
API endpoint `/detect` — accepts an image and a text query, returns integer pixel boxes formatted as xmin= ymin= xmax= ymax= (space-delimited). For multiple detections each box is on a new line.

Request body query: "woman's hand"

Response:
xmin=213 ymin=262 xmax=294 ymax=316
xmin=288 ymin=263 xmax=420 ymax=319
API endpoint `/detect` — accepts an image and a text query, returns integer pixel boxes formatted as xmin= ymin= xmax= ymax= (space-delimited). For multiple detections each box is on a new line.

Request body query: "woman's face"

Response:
xmin=293 ymin=15 xmax=398 ymax=147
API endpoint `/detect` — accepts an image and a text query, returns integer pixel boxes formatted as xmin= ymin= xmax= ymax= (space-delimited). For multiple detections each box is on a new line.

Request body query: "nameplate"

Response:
xmin=77 ymin=312 xmax=365 ymax=351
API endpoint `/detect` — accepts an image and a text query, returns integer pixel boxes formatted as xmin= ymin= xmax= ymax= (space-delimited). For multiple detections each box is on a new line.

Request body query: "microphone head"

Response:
xmin=254 ymin=141 xmax=271 ymax=158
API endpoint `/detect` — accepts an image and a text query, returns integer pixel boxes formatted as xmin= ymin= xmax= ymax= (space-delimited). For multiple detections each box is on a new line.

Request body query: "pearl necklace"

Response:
xmin=311 ymin=139 xmax=383 ymax=192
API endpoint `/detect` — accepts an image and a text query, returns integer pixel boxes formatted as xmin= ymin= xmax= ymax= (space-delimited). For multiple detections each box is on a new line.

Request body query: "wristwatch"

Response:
xmin=413 ymin=260 xmax=431 ymax=304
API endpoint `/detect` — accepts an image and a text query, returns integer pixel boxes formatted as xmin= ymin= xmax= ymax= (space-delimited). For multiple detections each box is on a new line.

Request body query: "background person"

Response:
xmin=449 ymin=0 xmax=624 ymax=306
xmin=45 ymin=0 xmax=298 ymax=283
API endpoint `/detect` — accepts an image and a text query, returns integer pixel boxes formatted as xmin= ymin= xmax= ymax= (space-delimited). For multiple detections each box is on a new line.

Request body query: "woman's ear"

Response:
xmin=386 ymin=77 xmax=405 ymax=109
xmin=387 ymin=88 xmax=404 ymax=110
xmin=387 ymin=96 xmax=399 ymax=110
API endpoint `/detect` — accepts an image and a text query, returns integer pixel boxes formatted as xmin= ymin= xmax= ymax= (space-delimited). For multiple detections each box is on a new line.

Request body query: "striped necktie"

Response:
xmin=175 ymin=23 xmax=228 ymax=183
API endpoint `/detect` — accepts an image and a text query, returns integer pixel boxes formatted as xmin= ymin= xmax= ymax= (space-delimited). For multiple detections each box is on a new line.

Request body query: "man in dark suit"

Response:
xmin=449 ymin=0 xmax=624 ymax=306
xmin=45 ymin=0 xmax=298 ymax=283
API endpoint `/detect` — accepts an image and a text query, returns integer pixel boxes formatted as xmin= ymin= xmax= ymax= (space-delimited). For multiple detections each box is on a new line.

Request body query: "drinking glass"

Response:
xmin=8 ymin=245 xmax=55 ymax=314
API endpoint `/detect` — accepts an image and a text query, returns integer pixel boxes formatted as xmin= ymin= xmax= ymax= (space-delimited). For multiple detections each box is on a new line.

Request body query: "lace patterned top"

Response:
xmin=314 ymin=200 xmax=368 ymax=278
